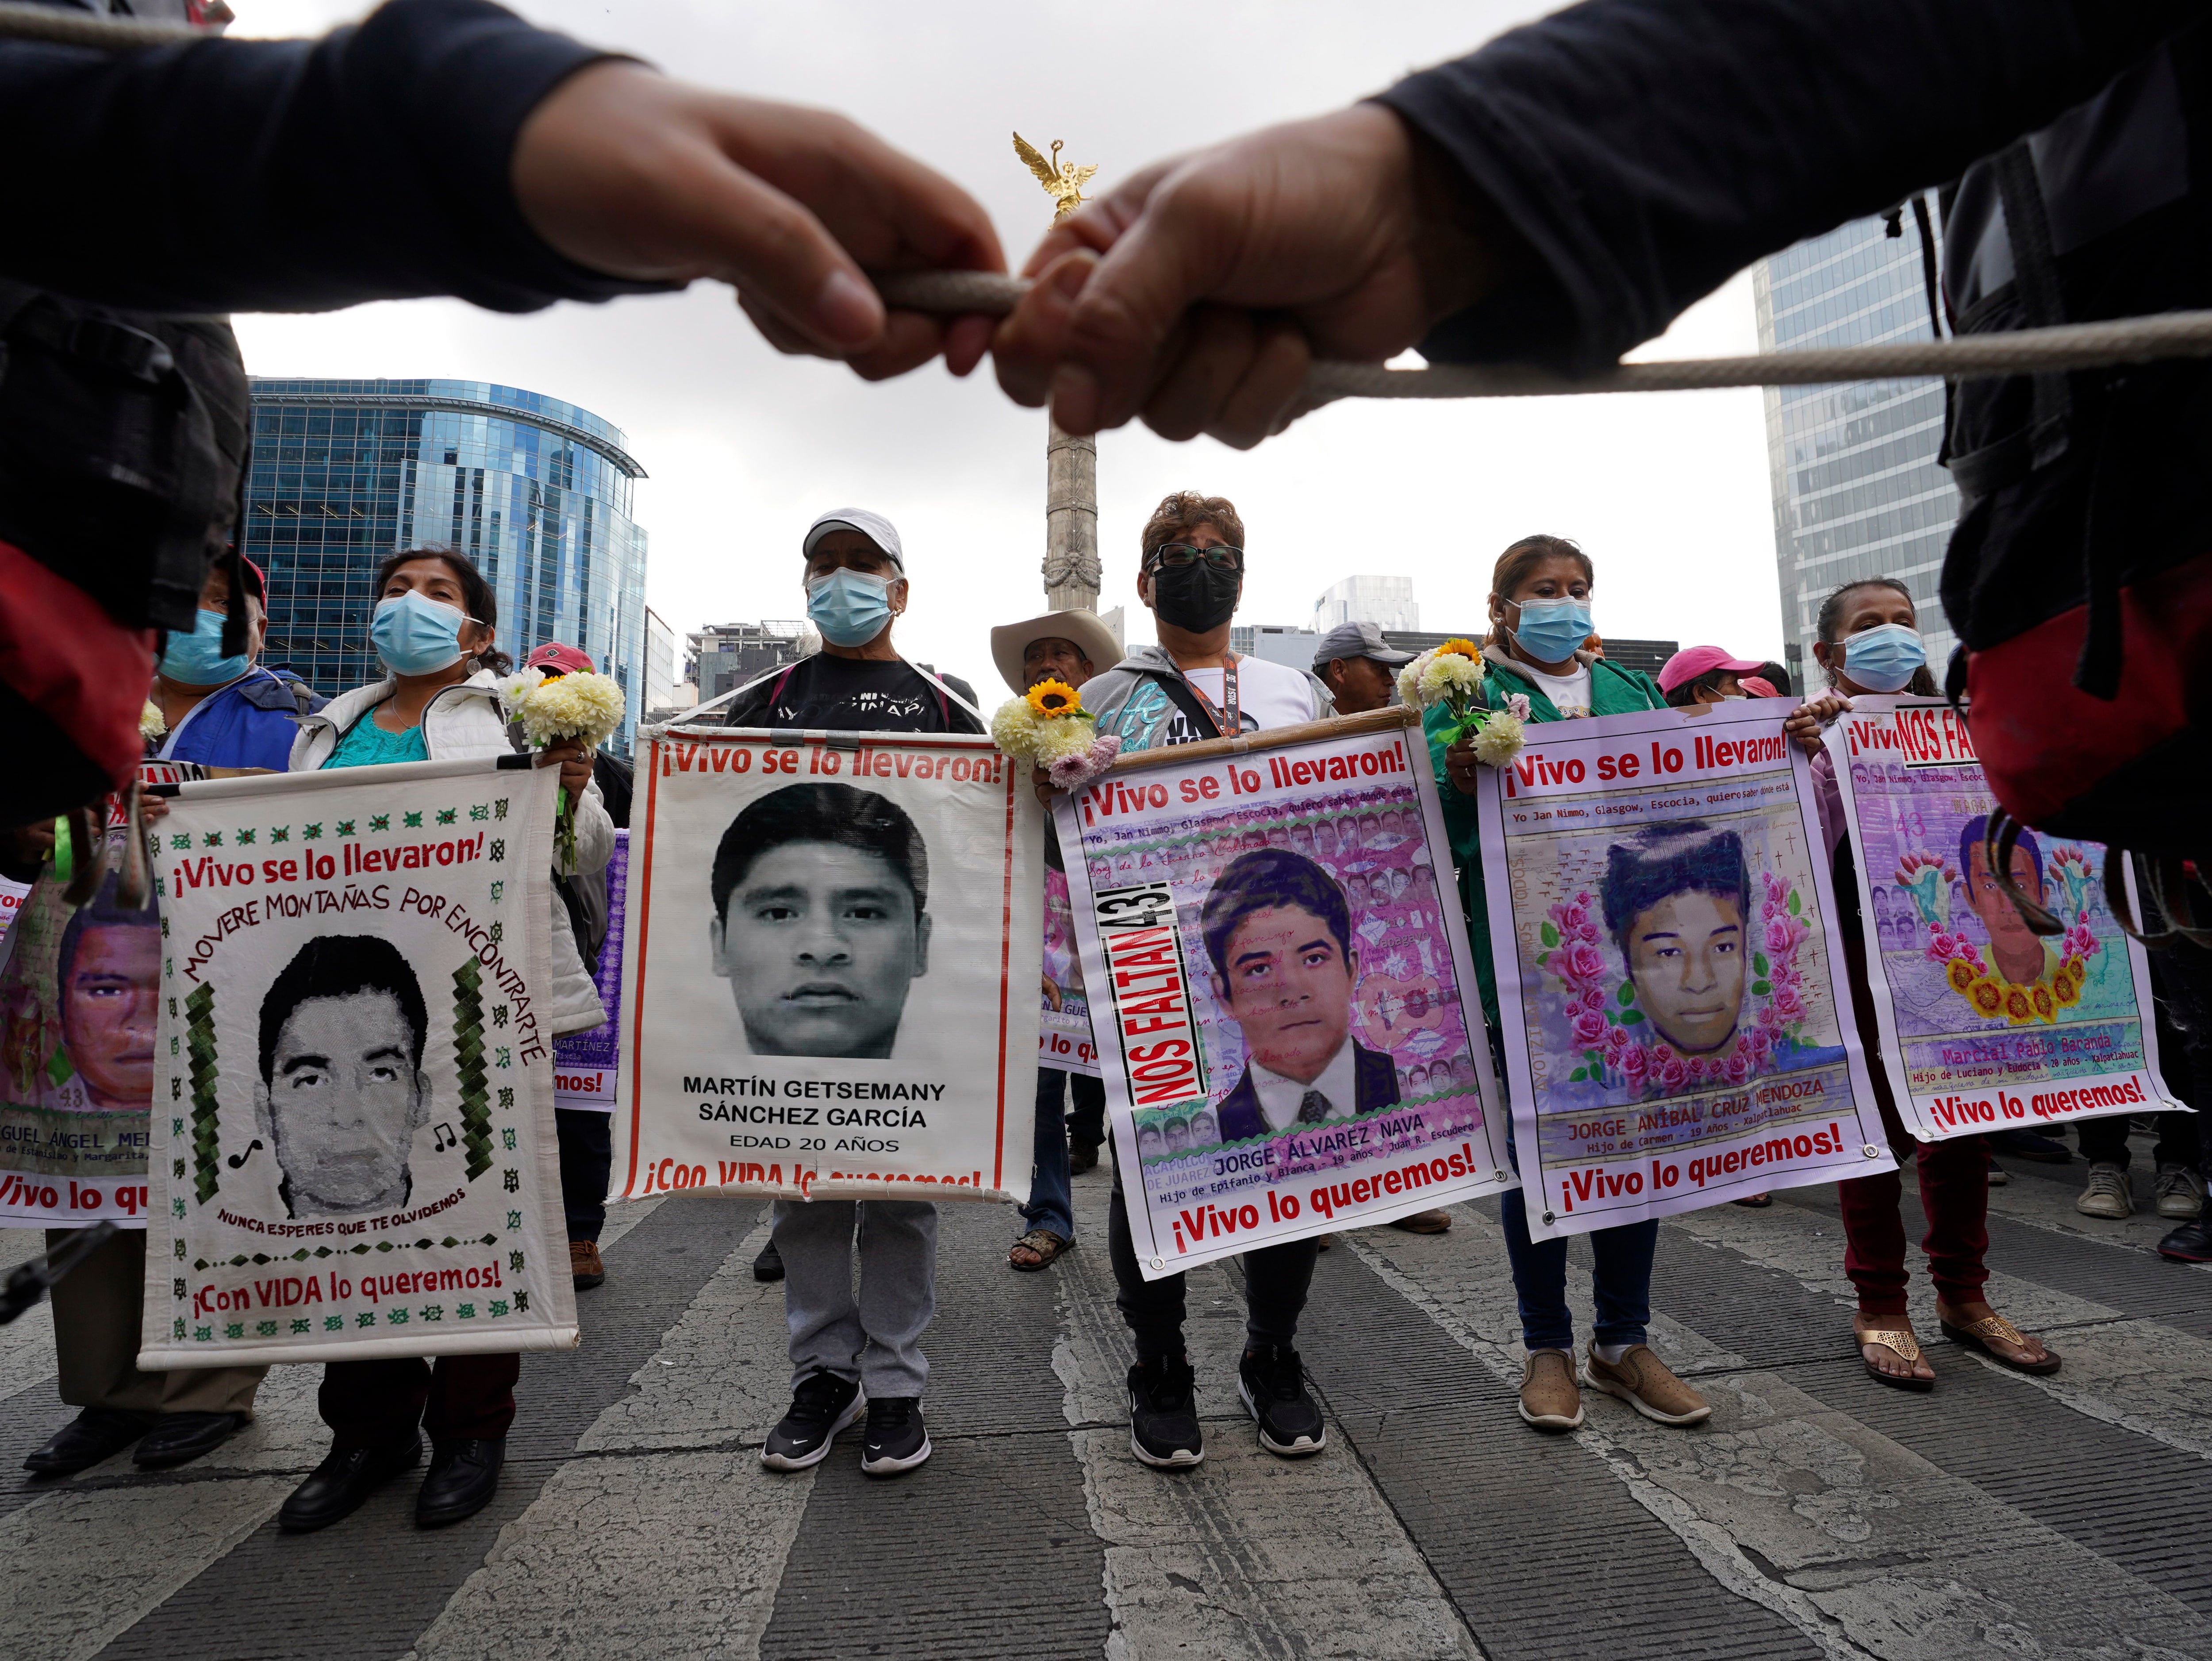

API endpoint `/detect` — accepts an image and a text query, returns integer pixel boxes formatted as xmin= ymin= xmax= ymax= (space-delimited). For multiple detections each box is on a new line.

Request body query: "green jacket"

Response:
xmin=1424 ymin=654 xmax=1667 ymax=1030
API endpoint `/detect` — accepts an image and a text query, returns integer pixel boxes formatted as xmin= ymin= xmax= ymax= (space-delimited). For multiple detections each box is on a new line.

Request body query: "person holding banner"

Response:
xmin=273 ymin=547 xmax=612 ymax=1532
xmin=724 ymin=508 xmax=980 ymax=1480
xmin=991 ymin=607 xmax=1121 ymax=1272
xmin=1434 ymin=534 xmax=1712 ymax=1433
xmin=1785 ymin=577 xmax=2056 ymax=1389
xmin=149 ymin=555 xmax=326 ymax=772
xmin=1073 ymin=491 xmax=1340 ymax=1469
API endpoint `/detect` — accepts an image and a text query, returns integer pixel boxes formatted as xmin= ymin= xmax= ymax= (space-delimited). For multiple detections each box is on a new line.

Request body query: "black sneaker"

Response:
xmin=1237 ymin=1344 xmax=1326 ymax=1457
xmin=860 ymin=1397 xmax=931 ymax=1476
xmin=2159 ymin=1216 xmax=2212 ymax=1263
xmin=1989 ymin=1127 xmax=2071 ymax=1163
xmin=753 ymin=1239 xmax=785 ymax=1283
xmin=1126 ymin=1357 xmax=1203 ymax=1469
xmin=760 ymin=1369 xmax=864 ymax=1471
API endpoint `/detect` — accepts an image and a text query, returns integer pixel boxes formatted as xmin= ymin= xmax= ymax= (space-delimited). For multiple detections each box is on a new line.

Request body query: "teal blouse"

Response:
xmin=322 ymin=714 xmax=429 ymax=770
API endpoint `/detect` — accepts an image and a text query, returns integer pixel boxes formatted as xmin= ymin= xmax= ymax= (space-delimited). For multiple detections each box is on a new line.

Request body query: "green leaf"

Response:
xmin=1620 ymin=1008 xmax=1645 ymax=1026
xmin=1617 ymin=982 xmax=1636 ymax=1006
xmin=1536 ymin=951 xmax=1550 ymax=968
xmin=1604 ymin=1008 xmax=1619 ymax=1025
xmin=1751 ymin=980 xmax=1772 ymax=996
xmin=1753 ymin=952 xmax=1770 ymax=977
xmin=1540 ymin=921 xmax=1560 ymax=949
xmin=1787 ymin=890 xmax=1802 ymax=916
xmin=1569 ymin=1066 xmax=1588 ymax=1082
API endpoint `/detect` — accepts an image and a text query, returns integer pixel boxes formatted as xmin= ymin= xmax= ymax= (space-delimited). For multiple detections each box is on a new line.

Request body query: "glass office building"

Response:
xmin=1754 ymin=213 xmax=1959 ymax=684
xmin=244 ymin=378 xmax=650 ymax=752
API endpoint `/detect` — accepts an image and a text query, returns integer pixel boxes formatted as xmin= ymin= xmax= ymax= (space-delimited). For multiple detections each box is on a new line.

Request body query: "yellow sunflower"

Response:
xmin=1946 ymin=958 xmax=1977 ymax=994
xmin=1967 ymin=978 xmax=2006 ymax=1019
xmin=1438 ymin=638 xmax=1483 ymax=660
xmin=1026 ymin=677 xmax=1083 ymax=719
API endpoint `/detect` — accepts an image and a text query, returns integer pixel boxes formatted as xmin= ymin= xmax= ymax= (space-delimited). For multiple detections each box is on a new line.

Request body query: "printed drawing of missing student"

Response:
xmin=709 ymin=783 xmax=933 ymax=1060
xmin=1203 ymin=850 xmax=1400 ymax=1142
xmin=254 ymin=936 xmax=433 ymax=1219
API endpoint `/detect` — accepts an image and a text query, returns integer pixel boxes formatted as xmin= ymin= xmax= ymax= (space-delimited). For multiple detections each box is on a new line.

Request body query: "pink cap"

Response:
xmin=525 ymin=642 xmax=595 ymax=676
xmin=1739 ymin=676 xmax=1780 ymax=699
xmin=1658 ymin=645 xmax=1765 ymax=695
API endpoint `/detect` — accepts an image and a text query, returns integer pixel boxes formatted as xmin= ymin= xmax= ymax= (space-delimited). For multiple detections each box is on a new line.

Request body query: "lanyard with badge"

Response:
xmin=1174 ymin=656 xmax=1241 ymax=738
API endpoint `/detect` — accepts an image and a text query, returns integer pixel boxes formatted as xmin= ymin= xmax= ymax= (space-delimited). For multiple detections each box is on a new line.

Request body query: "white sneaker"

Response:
xmin=2075 ymin=1163 xmax=2133 ymax=1219
xmin=2154 ymin=1163 xmax=2206 ymax=1221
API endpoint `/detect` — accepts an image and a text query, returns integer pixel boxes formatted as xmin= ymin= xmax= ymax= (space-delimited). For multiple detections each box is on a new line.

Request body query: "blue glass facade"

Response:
xmin=1754 ymin=215 xmax=1959 ymax=684
xmin=243 ymin=379 xmax=650 ymax=752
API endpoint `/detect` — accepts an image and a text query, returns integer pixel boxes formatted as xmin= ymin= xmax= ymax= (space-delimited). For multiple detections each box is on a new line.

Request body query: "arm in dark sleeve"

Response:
xmin=0 ymin=0 xmax=668 ymax=314
xmin=1373 ymin=0 xmax=2208 ymax=373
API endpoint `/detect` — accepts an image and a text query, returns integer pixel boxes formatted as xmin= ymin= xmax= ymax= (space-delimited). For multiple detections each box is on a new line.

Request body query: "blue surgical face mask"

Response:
xmin=371 ymin=591 xmax=472 ymax=677
xmin=1841 ymin=622 xmax=1925 ymax=692
xmin=159 ymin=607 xmax=252 ymax=686
xmin=807 ymin=567 xmax=896 ymax=649
xmin=1509 ymin=596 xmax=1594 ymax=665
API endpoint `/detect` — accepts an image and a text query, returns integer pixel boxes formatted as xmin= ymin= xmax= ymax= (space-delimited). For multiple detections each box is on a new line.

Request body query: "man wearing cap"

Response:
xmin=149 ymin=556 xmax=325 ymax=772
xmin=722 ymin=509 xmax=983 ymax=735
xmin=988 ymin=608 xmax=1121 ymax=1272
xmin=1656 ymin=646 xmax=1766 ymax=709
xmin=1312 ymin=622 xmax=1414 ymax=717
xmin=737 ymin=510 xmax=981 ymax=1482
xmin=522 ymin=642 xmax=633 ymax=1295
xmin=1308 ymin=621 xmax=1454 ymax=1238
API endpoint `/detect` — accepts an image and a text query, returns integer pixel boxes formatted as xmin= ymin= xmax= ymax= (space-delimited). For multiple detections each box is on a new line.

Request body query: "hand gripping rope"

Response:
xmin=15 ymin=0 xmax=2212 ymax=399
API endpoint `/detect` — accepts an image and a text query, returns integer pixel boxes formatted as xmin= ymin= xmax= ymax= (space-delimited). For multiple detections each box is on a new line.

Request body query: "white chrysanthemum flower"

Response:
xmin=140 ymin=700 xmax=166 ymax=739
xmin=1471 ymin=711 xmax=1526 ymax=767
xmin=1033 ymin=718 xmax=1095 ymax=765
xmin=991 ymin=697 xmax=1045 ymax=764
xmin=1394 ymin=651 xmax=1434 ymax=709
xmin=1416 ymin=652 xmax=1484 ymax=707
xmin=524 ymin=670 xmax=626 ymax=749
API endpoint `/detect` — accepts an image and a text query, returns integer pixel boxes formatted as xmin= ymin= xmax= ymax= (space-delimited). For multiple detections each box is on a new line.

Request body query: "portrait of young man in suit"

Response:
xmin=1202 ymin=849 xmax=1400 ymax=1143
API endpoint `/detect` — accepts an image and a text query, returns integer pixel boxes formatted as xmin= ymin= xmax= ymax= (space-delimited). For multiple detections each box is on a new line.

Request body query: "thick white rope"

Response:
xmin=0 ymin=2 xmax=198 ymax=47
xmin=874 ymin=269 xmax=2212 ymax=400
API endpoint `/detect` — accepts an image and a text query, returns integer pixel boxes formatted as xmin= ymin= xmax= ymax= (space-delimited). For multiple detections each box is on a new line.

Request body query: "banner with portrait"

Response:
xmin=1825 ymin=698 xmax=2177 ymax=1139
xmin=1058 ymin=709 xmax=1513 ymax=1280
xmin=1041 ymin=845 xmax=1102 ymax=1077
xmin=614 ymin=728 xmax=1041 ymax=1203
xmin=0 ymin=828 xmax=156 ymax=1227
xmin=553 ymin=830 xmax=628 ymax=1111
xmin=136 ymin=758 xmax=578 ymax=1368
xmin=1479 ymin=700 xmax=1893 ymax=1238
xmin=0 ymin=762 xmax=225 ymax=1229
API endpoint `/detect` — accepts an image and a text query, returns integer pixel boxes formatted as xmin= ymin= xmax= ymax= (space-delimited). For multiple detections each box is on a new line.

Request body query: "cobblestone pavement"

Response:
xmin=7 ymin=1135 xmax=2212 ymax=1661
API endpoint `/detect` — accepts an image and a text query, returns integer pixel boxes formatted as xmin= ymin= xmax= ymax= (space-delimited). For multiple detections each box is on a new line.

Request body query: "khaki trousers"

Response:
xmin=46 ymin=1228 xmax=264 ymax=1416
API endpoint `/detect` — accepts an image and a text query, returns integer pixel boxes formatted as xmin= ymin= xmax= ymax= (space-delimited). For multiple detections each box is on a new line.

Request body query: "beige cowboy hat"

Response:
xmin=990 ymin=609 xmax=1124 ymax=696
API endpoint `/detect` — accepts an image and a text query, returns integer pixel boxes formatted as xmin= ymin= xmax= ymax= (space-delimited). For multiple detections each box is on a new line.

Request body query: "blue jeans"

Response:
xmin=1021 ymin=1067 xmax=1075 ymax=1241
xmin=1500 ymin=1126 xmax=1657 ymax=1353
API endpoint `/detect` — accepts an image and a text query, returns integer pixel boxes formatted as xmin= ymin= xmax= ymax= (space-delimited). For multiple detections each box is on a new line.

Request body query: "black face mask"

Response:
xmin=1149 ymin=560 xmax=1241 ymax=633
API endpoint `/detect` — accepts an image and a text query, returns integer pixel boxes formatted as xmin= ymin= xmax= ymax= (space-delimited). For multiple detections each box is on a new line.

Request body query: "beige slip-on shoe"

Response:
xmin=1518 ymin=1349 xmax=1584 ymax=1431
xmin=1585 ymin=1344 xmax=1712 ymax=1426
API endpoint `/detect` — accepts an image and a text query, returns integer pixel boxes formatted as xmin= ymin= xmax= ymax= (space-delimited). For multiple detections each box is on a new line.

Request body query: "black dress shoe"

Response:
xmin=135 ymin=1411 xmax=248 ymax=1469
xmin=23 ymin=1406 xmax=155 ymax=1476
xmin=278 ymin=1437 xmax=422 ymax=1533
xmin=753 ymin=1239 xmax=785 ymax=1282
xmin=2159 ymin=1217 xmax=2212 ymax=1263
xmin=416 ymin=1437 xmax=504 ymax=1528
xmin=1068 ymin=1142 xmax=1100 ymax=1175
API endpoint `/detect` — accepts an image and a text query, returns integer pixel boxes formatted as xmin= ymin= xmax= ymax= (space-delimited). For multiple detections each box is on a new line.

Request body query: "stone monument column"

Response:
xmin=1016 ymin=133 xmax=1103 ymax=613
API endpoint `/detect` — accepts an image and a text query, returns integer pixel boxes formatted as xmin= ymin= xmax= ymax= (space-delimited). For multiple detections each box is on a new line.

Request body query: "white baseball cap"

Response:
xmin=803 ymin=508 xmax=904 ymax=570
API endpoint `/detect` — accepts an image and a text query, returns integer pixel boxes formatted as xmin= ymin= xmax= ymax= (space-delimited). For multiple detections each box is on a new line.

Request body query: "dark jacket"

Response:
xmin=1214 ymin=1041 xmax=1401 ymax=1145
xmin=160 ymin=667 xmax=323 ymax=773
xmin=0 ymin=0 xmax=659 ymax=316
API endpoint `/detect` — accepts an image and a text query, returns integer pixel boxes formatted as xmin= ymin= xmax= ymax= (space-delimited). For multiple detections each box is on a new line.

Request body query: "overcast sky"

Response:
xmin=233 ymin=0 xmax=1783 ymax=696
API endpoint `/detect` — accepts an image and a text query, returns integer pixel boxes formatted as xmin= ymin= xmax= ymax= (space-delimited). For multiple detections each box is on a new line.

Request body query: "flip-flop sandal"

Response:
xmin=1008 ymin=1229 xmax=1070 ymax=1272
xmin=1855 ymin=1326 xmax=1934 ymax=1392
xmin=1939 ymin=1312 xmax=2061 ymax=1376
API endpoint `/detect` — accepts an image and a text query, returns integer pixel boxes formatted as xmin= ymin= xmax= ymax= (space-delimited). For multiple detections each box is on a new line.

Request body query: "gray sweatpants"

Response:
xmin=771 ymin=1198 xmax=937 ymax=1400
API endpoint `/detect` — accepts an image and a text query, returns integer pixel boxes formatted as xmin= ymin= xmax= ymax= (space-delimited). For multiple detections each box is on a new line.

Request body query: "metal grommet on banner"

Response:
xmin=1150 ymin=1257 xmax=1164 ymax=1271
xmin=1542 ymin=1211 xmax=1555 ymax=1223
xmin=1863 ymin=1144 xmax=1882 ymax=1157
xmin=1494 ymin=1169 xmax=1509 ymax=1183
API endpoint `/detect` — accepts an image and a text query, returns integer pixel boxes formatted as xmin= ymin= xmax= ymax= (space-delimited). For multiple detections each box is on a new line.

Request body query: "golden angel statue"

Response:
xmin=1014 ymin=132 xmax=1098 ymax=222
